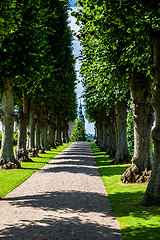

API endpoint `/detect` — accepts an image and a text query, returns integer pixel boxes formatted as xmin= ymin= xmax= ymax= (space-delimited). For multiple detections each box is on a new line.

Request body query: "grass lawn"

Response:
xmin=91 ymin=142 xmax=160 ymax=240
xmin=0 ymin=143 xmax=71 ymax=198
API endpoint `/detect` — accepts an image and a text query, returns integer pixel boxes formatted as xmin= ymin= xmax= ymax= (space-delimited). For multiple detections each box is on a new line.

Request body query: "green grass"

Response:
xmin=91 ymin=142 xmax=160 ymax=240
xmin=0 ymin=143 xmax=71 ymax=198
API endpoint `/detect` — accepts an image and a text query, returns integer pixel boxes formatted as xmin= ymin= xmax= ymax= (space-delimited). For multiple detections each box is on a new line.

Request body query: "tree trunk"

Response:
xmin=62 ymin=130 xmax=65 ymax=143
xmin=113 ymin=101 xmax=131 ymax=164
xmin=56 ymin=118 xmax=63 ymax=145
xmin=0 ymin=78 xmax=20 ymax=169
xmin=48 ymin=124 xmax=56 ymax=148
xmin=56 ymin=128 xmax=63 ymax=145
xmin=15 ymin=96 xmax=31 ymax=162
xmin=103 ymin=116 xmax=111 ymax=154
xmin=52 ymin=126 xmax=57 ymax=147
xmin=39 ymin=125 xmax=46 ymax=153
xmin=96 ymin=116 xmax=103 ymax=150
xmin=102 ymin=116 xmax=108 ymax=152
xmin=27 ymin=101 xmax=38 ymax=157
xmin=35 ymin=121 xmax=41 ymax=151
xmin=64 ymin=123 xmax=69 ymax=143
xmin=43 ymin=124 xmax=50 ymax=150
xmin=121 ymin=71 xmax=154 ymax=184
xmin=139 ymin=33 xmax=160 ymax=206
xmin=95 ymin=125 xmax=98 ymax=139
xmin=108 ymin=110 xmax=117 ymax=158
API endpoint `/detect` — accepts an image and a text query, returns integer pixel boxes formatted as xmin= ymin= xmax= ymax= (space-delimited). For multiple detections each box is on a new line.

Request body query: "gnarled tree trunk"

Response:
xmin=113 ymin=101 xmax=131 ymax=164
xmin=0 ymin=78 xmax=20 ymax=169
xmin=139 ymin=33 xmax=160 ymax=206
xmin=15 ymin=96 xmax=31 ymax=162
xmin=121 ymin=71 xmax=154 ymax=184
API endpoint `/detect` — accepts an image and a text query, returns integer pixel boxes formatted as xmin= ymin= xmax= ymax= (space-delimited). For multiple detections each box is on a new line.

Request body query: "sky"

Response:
xmin=69 ymin=0 xmax=77 ymax=7
xmin=68 ymin=0 xmax=95 ymax=134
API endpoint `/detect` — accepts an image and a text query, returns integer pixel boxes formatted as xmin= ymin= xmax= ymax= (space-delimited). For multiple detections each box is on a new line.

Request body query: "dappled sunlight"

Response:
xmin=122 ymin=225 xmax=160 ymax=240
xmin=2 ymin=190 xmax=112 ymax=214
xmin=0 ymin=214 xmax=122 ymax=240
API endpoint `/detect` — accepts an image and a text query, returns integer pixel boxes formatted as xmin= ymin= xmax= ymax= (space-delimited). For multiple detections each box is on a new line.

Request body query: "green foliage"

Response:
xmin=74 ymin=0 xmax=159 ymax=122
xmin=0 ymin=0 xmax=23 ymax=45
xmin=91 ymin=142 xmax=160 ymax=240
xmin=70 ymin=119 xmax=87 ymax=141
xmin=0 ymin=143 xmax=71 ymax=198
xmin=127 ymin=110 xmax=134 ymax=156
xmin=0 ymin=0 xmax=77 ymax=126
xmin=13 ymin=131 xmax=18 ymax=146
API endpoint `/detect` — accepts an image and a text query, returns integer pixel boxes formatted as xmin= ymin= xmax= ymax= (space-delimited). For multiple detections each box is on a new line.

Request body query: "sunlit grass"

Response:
xmin=91 ymin=142 xmax=160 ymax=240
xmin=0 ymin=143 xmax=71 ymax=198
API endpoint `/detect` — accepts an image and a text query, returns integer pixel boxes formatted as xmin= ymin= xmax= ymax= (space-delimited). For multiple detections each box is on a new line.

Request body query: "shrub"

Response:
xmin=70 ymin=119 xmax=87 ymax=141
xmin=13 ymin=131 xmax=18 ymax=146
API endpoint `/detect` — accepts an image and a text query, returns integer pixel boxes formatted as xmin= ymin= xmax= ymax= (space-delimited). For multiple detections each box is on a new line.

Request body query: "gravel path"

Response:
xmin=0 ymin=142 xmax=122 ymax=239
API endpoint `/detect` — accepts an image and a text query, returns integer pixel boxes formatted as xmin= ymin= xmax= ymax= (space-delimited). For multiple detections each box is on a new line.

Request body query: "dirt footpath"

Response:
xmin=0 ymin=142 xmax=123 ymax=239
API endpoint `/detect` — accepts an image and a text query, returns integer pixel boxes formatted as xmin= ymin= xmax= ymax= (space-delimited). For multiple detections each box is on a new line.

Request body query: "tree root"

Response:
xmin=121 ymin=164 xmax=151 ymax=183
xmin=50 ymin=146 xmax=56 ymax=149
xmin=38 ymin=147 xmax=46 ymax=154
xmin=56 ymin=141 xmax=61 ymax=147
xmin=0 ymin=158 xmax=21 ymax=169
xmin=27 ymin=148 xmax=39 ymax=157
xmin=15 ymin=148 xmax=33 ymax=162
xmin=111 ymin=152 xmax=131 ymax=164
xmin=50 ymin=143 xmax=56 ymax=149
xmin=109 ymin=150 xmax=116 ymax=158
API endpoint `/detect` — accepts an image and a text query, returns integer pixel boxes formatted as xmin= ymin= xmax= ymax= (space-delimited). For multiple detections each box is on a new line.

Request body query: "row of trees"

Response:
xmin=74 ymin=0 xmax=160 ymax=206
xmin=0 ymin=0 xmax=77 ymax=169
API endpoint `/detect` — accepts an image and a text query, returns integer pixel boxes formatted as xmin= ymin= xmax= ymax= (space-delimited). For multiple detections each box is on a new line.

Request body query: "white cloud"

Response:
xmin=68 ymin=8 xmax=80 ymax=34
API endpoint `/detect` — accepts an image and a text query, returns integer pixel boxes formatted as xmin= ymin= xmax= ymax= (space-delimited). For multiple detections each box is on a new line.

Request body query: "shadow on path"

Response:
xmin=0 ymin=216 xmax=122 ymax=240
xmin=2 ymin=191 xmax=113 ymax=215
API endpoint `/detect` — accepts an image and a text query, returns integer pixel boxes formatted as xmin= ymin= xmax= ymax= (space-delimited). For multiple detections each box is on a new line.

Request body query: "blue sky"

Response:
xmin=69 ymin=0 xmax=77 ymax=7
